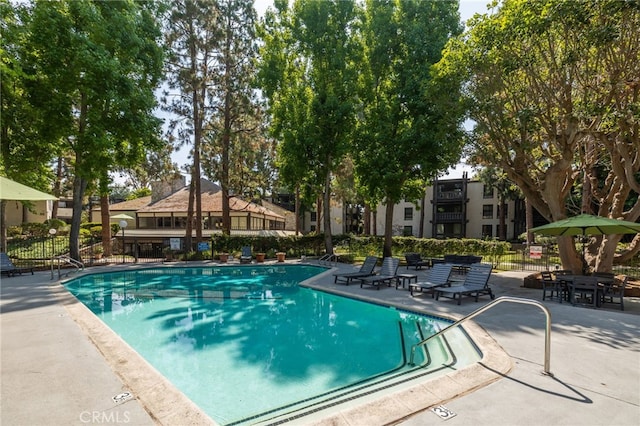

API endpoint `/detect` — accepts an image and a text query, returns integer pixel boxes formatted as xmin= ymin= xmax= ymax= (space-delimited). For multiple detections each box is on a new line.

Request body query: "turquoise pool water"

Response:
xmin=64 ymin=265 xmax=480 ymax=425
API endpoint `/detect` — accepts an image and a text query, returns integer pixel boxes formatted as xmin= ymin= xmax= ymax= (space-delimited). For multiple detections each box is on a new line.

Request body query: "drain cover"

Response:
xmin=431 ymin=405 xmax=456 ymax=420
xmin=112 ymin=392 xmax=133 ymax=403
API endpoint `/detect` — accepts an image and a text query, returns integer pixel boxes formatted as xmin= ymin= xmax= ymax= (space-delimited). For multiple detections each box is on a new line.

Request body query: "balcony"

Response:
xmin=435 ymin=212 xmax=465 ymax=222
xmin=436 ymin=190 xmax=464 ymax=200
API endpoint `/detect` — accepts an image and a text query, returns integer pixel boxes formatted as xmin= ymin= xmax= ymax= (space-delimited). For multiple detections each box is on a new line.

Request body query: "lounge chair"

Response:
xmin=404 ymin=253 xmax=431 ymax=270
xmin=435 ymin=263 xmax=494 ymax=305
xmin=0 ymin=252 xmax=34 ymax=277
xmin=240 ymin=246 xmax=252 ymax=264
xmin=409 ymin=263 xmax=454 ymax=297
xmin=359 ymin=257 xmax=400 ymax=290
xmin=333 ymin=256 xmax=378 ymax=285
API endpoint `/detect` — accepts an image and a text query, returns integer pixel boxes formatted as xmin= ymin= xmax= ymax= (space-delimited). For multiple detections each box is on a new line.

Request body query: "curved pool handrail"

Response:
xmin=408 ymin=296 xmax=552 ymax=376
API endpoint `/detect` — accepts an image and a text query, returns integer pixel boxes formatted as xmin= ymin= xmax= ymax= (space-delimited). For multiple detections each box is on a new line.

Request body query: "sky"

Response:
xmin=167 ymin=0 xmax=494 ymax=180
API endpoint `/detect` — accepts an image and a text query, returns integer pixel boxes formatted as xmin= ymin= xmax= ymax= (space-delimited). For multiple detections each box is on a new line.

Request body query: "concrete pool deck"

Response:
xmin=1 ymin=261 xmax=639 ymax=425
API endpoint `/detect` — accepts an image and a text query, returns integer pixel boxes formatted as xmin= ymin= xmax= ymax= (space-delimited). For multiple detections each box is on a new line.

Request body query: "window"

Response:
xmin=483 ymin=185 xmax=494 ymax=198
xmin=403 ymin=225 xmax=413 ymax=236
xmin=404 ymin=207 xmax=413 ymax=221
xmin=482 ymin=204 xmax=493 ymax=219
xmin=310 ymin=225 xmax=316 ymax=232
xmin=482 ymin=224 xmax=493 ymax=238
xmin=310 ymin=211 xmax=317 ymax=222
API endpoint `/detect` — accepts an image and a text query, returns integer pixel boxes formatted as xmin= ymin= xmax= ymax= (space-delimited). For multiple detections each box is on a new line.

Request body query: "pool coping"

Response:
xmin=53 ymin=263 xmax=512 ymax=426
xmin=297 ymin=268 xmax=513 ymax=425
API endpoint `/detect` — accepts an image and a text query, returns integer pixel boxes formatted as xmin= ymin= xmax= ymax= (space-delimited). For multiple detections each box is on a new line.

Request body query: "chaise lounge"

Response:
xmin=1 ymin=252 xmax=35 ymax=277
xmin=434 ymin=263 xmax=494 ymax=305
xmin=404 ymin=253 xmax=431 ymax=270
xmin=359 ymin=257 xmax=400 ymax=290
xmin=409 ymin=263 xmax=454 ymax=297
xmin=333 ymin=256 xmax=378 ymax=285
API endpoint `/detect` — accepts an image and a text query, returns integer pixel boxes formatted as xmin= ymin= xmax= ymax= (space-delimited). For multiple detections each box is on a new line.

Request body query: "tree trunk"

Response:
xmin=100 ymin=195 xmax=112 ymax=256
xmin=383 ymin=200 xmax=394 ymax=257
xmin=185 ymin=175 xmax=195 ymax=252
xmin=69 ymin=175 xmax=88 ymax=261
xmin=323 ymin=170 xmax=333 ymax=255
xmin=52 ymin=156 xmax=63 ymax=219
xmin=363 ymin=204 xmax=371 ymax=235
xmin=419 ymin=192 xmax=426 ymax=238
xmin=525 ymin=198 xmax=534 ymax=245
xmin=499 ymin=195 xmax=506 ymax=240
xmin=295 ymin=185 xmax=301 ymax=235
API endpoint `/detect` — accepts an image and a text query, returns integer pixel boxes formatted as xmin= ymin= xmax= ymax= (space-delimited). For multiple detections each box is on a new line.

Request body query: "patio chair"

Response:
xmin=600 ymin=275 xmax=627 ymax=311
xmin=359 ymin=257 xmax=400 ymax=290
xmin=569 ymin=276 xmax=599 ymax=308
xmin=240 ymin=246 xmax=252 ymax=264
xmin=333 ymin=256 xmax=378 ymax=285
xmin=404 ymin=253 xmax=431 ymax=270
xmin=434 ymin=263 xmax=494 ymax=305
xmin=409 ymin=263 xmax=454 ymax=297
xmin=541 ymin=270 xmax=563 ymax=302
xmin=0 ymin=252 xmax=34 ymax=277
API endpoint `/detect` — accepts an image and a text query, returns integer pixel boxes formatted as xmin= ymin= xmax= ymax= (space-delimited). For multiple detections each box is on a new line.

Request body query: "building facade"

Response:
xmin=297 ymin=174 xmax=537 ymax=242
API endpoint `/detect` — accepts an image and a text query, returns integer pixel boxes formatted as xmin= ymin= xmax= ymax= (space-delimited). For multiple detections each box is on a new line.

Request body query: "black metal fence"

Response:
xmin=4 ymin=236 xmax=639 ymax=279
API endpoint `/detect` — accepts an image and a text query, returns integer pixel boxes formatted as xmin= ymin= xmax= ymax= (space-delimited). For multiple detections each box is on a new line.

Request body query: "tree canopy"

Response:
xmin=15 ymin=0 xmax=165 ymax=259
xmin=442 ymin=0 xmax=640 ymax=272
xmin=354 ymin=0 xmax=466 ymax=256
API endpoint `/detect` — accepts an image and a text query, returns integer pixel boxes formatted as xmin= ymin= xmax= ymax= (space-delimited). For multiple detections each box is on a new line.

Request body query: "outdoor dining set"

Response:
xmin=541 ymin=269 xmax=627 ymax=310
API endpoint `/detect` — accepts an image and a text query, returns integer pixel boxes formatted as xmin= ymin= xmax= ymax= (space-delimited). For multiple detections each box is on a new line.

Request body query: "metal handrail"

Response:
xmin=408 ymin=296 xmax=552 ymax=376
xmin=319 ymin=253 xmax=339 ymax=265
xmin=55 ymin=255 xmax=85 ymax=278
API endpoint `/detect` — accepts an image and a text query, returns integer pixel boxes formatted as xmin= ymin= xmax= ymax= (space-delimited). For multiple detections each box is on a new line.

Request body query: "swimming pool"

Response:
xmin=64 ymin=265 xmax=481 ymax=425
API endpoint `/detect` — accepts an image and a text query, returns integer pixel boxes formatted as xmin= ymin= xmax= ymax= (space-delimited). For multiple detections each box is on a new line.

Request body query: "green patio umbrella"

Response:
xmin=530 ymin=213 xmax=640 ymax=273
xmin=530 ymin=214 xmax=640 ymax=236
xmin=0 ymin=176 xmax=58 ymax=201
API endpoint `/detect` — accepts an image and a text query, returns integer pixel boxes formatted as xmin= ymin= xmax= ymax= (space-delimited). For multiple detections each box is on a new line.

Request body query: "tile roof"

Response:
xmin=135 ymin=179 xmax=283 ymax=219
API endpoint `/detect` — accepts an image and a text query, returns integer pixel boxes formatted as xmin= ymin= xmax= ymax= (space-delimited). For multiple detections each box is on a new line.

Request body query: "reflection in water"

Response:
xmin=64 ymin=265 xmax=466 ymax=426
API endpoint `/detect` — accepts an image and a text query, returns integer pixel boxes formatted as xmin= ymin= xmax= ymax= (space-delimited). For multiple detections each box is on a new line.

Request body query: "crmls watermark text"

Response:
xmin=79 ymin=411 xmax=131 ymax=423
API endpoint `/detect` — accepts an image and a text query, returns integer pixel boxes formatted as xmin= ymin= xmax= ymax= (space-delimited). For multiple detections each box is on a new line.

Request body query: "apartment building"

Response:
xmin=298 ymin=174 xmax=535 ymax=242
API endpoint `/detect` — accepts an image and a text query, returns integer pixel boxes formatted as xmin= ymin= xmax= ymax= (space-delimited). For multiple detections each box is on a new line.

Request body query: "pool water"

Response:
xmin=64 ymin=265 xmax=480 ymax=425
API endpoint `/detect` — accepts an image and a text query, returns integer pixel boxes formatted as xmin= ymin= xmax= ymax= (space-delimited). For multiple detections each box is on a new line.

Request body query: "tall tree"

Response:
xmin=443 ymin=0 xmax=640 ymax=272
xmin=164 ymin=0 xmax=220 ymax=249
xmin=476 ymin=166 xmax=521 ymax=240
xmin=0 ymin=0 xmax=55 ymax=251
xmin=258 ymin=0 xmax=359 ymax=254
xmin=20 ymin=0 xmax=164 ymax=260
xmin=354 ymin=0 xmax=465 ymax=257
xmin=200 ymin=0 xmax=265 ymax=234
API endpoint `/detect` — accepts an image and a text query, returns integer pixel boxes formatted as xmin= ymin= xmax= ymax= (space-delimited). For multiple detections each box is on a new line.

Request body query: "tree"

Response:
xmin=21 ymin=0 xmax=164 ymax=260
xmin=443 ymin=0 xmax=640 ymax=272
xmin=164 ymin=0 xmax=220 ymax=249
xmin=476 ymin=166 xmax=521 ymax=240
xmin=258 ymin=0 xmax=359 ymax=254
xmin=353 ymin=0 xmax=465 ymax=257
xmin=0 ymin=0 xmax=55 ymax=252
xmin=199 ymin=0 xmax=266 ymax=234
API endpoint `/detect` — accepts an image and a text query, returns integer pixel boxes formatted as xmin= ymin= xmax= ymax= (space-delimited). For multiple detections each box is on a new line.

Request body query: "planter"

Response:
xmin=276 ymin=252 xmax=286 ymax=262
xmin=256 ymin=253 xmax=266 ymax=263
xmin=219 ymin=253 xmax=229 ymax=263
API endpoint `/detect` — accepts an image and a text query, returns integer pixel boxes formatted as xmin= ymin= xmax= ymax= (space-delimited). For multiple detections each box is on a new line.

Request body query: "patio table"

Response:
xmin=559 ymin=275 xmax=615 ymax=307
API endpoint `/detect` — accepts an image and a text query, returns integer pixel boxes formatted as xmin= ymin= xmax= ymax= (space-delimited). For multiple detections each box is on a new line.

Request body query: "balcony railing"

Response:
xmin=436 ymin=190 xmax=464 ymax=200
xmin=435 ymin=212 xmax=464 ymax=222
